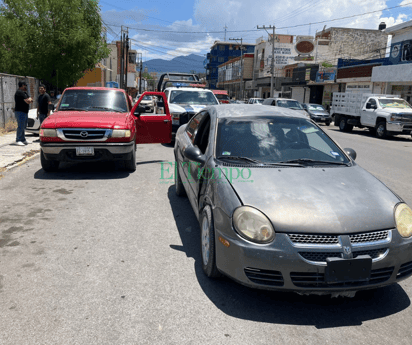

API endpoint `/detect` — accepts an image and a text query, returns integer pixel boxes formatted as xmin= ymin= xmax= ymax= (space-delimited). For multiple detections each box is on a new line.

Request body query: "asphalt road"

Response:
xmin=0 ymin=126 xmax=412 ymax=345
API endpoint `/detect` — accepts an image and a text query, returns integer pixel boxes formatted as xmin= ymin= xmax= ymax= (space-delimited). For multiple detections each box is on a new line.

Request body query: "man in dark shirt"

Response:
xmin=14 ymin=81 xmax=33 ymax=146
xmin=37 ymin=84 xmax=52 ymax=125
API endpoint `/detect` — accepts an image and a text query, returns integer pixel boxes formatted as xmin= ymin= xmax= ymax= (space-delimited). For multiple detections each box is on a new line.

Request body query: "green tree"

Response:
xmin=0 ymin=0 xmax=109 ymax=87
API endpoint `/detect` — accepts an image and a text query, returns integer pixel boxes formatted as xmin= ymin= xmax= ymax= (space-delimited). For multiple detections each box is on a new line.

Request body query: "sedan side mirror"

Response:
xmin=184 ymin=146 xmax=206 ymax=164
xmin=344 ymin=148 xmax=357 ymax=161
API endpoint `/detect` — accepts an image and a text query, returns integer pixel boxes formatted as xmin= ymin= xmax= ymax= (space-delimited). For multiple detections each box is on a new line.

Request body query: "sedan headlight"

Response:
xmin=395 ymin=203 xmax=412 ymax=238
xmin=233 ymin=206 xmax=275 ymax=243
xmin=112 ymin=129 xmax=131 ymax=138
xmin=40 ymin=129 xmax=57 ymax=137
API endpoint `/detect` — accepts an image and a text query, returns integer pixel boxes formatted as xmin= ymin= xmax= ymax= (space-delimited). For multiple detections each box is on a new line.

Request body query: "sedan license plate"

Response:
xmin=76 ymin=147 xmax=94 ymax=156
xmin=172 ymin=119 xmax=180 ymax=125
xmin=325 ymin=257 xmax=372 ymax=283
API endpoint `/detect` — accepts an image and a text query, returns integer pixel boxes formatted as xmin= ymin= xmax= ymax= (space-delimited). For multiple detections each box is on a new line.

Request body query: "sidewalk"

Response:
xmin=0 ymin=131 xmax=40 ymax=173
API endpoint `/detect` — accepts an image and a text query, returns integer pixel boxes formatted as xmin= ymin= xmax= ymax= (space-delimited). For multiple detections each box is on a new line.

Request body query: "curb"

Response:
xmin=0 ymin=150 xmax=40 ymax=175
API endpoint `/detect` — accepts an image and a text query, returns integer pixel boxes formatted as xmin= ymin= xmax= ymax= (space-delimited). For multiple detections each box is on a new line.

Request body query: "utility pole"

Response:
xmin=138 ymin=52 xmax=143 ymax=94
xmin=125 ymin=30 xmax=129 ymax=92
xmin=229 ymin=37 xmax=243 ymax=100
xmin=223 ymin=24 xmax=228 ymax=41
xmin=257 ymin=25 xmax=275 ymax=97
xmin=120 ymin=26 xmax=124 ymax=89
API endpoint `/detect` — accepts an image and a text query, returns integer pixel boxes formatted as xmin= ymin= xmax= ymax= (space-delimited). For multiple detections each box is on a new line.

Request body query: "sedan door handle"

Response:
xmin=164 ymin=119 xmax=170 ymax=123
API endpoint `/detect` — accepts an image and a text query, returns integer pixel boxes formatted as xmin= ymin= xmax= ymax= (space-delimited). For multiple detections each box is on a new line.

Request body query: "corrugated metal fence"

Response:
xmin=0 ymin=73 xmax=39 ymax=128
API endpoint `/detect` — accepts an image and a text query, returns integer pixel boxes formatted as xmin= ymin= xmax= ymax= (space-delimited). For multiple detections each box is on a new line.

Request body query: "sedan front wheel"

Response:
xmin=200 ymin=205 xmax=221 ymax=278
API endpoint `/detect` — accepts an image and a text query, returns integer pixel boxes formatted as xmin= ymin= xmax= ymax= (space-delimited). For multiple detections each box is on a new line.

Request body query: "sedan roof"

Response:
xmin=206 ymin=104 xmax=310 ymax=119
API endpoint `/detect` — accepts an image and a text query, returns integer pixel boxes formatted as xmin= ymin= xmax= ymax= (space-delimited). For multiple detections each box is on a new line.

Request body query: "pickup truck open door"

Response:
xmin=132 ymin=92 xmax=172 ymax=144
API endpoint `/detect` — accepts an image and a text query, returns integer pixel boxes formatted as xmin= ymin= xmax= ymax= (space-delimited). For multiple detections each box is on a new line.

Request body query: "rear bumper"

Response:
xmin=40 ymin=142 xmax=134 ymax=162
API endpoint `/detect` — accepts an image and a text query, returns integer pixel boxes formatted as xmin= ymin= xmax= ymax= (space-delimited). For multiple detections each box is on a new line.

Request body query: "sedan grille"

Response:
xmin=397 ymin=261 xmax=412 ymax=279
xmin=288 ymin=234 xmax=339 ymax=245
xmin=244 ymin=268 xmax=284 ymax=286
xmin=349 ymin=230 xmax=389 ymax=244
xmin=290 ymin=267 xmax=394 ymax=288
xmin=299 ymin=252 xmax=342 ymax=262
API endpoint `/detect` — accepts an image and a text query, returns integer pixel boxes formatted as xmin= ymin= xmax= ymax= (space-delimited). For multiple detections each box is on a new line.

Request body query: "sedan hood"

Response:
xmin=310 ymin=111 xmax=330 ymax=116
xmin=45 ymin=111 xmax=128 ymax=129
xmin=225 ymin=165 xmax=399 ymax=234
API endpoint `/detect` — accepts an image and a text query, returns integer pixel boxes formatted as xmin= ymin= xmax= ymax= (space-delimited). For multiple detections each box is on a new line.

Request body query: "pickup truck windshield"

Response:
xmin=307 ymin=104 xmax=325 ymax=111
xmin=277 ymin=100 xmax=303 ymax=110
xmin=378 ymin=99 xmax=412 ymax=109
xmin=58 ymin=90 xmax=128 ymax=112
xmin=170 ymin=90 xmax=218 ymax=105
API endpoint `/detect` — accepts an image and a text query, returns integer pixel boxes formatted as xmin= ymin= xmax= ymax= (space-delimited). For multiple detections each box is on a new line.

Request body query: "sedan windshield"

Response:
xmin=216 ymin=116 xmax=350 ymax=165
xmin=307 ymin=104 xmax=325 ymax=111
xmin=58 ymin=90 xmax=128 ymax=112
xmin=170 ymin=90 xmax=218 ymax=105
xmin=277 ymin=100 xmax=303 ymax=110
xmin=378 ymin=99 xmax=412 ymax=109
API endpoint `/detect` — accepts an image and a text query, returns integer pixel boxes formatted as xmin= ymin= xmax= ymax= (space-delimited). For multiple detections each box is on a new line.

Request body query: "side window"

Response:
xmin=185 ymin=112 xmax=206 ymax=143
xmin=193 ymin=114 xmax=211 ymax=154
xmin=369 ymin=98 xmax=377 ymax=107
xmin=271 ymin=100 xmax=276 ymax=106
xmin=164 ymin=90 xmax=169 ymax=101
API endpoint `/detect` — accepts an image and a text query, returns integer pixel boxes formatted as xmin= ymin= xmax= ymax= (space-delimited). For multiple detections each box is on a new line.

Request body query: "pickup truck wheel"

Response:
xmin=325 ymin=120 xmax=331 ymax=126
xmin=124 ymin=142 xmax=136 ymax=171
xmin=175 ymin=161 xmax=186 ymax=197
xmin=339 ymin=117 xmax=353 ymax=132
xmin=40 ymin=150 xmax=59 ymax=172
xmin=200 ymin=205 xmax=221 ymax=278
xmin=376 ymin=122 xmax=388 ymax=139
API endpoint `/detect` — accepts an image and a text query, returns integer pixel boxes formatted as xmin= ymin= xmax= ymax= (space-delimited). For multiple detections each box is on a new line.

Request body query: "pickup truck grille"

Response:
xmin=57 ymin=128 xmax=111 ymax=141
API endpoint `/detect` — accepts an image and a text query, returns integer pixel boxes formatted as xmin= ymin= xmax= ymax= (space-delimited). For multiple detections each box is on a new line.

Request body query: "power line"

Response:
xmin=102 ymin=2 xmax=412 ymax=35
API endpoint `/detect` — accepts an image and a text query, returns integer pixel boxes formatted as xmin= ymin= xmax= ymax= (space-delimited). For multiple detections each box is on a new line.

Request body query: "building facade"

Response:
xmin=206 ymin=41 xmax=255 ymax=89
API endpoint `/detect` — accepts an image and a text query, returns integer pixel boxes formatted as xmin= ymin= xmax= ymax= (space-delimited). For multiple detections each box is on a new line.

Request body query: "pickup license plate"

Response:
xmin=325 ymin=257 xmax=372 ymax=283
xmin=76 ymin=147 xmax=94 ymax=156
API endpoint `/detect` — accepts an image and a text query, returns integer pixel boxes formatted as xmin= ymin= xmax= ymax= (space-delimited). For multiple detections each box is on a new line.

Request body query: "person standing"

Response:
xmin=37 ymin=84 xmax=51 ymax=125
xmin=14 ymin=81 xmax=33 ymax=146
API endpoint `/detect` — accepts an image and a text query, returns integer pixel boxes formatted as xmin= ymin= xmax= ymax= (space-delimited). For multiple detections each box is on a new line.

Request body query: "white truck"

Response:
xmin=331 ymin=93 xmax=412 ymax=139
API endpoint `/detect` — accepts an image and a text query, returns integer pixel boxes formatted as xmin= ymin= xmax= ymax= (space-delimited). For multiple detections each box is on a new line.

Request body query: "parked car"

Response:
xmin=263 ymin=97 xmax=309 ymax=118
xmin=173 ymin=104 xmax=412 ymax=296
xmin=248 ymin=98 xmax=264 ymax=104
xmin=212 ymin=90 xmax=230 ymax=104
xmin=135 ymin=95 xmax=156 ymax=112
xmin=26 ymin=99 xmax=59 ymax=135
xmin=302 ymin=103 xmax=332 ymax=125
xmin=39 ymin=87 xmax=171 ymax=172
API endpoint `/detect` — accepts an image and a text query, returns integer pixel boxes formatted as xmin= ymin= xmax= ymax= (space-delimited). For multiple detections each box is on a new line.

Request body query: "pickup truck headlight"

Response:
xmin=390 ymin=113 xmax=403 ymax=121
xmin=395 ymin=203 xmax=412 ymax=238
xmin=171 ymin=112 xmax=182 ymax=125
xmin=233 ymin=206 xmax=275 ymax=243
xmin=112 ymin=129 xmax=131 ymax=138
xmin=40 ymin=129 xmax=57 ymax=137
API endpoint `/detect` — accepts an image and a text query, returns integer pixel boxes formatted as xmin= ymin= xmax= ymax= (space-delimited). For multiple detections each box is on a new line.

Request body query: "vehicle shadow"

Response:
xmin=33 ymin=161 xmax=130 ymax=180
xmin=167 ymin=185 xmax=411 ymax=329
xmin=327 ymin=127 xmax=412 ymax=142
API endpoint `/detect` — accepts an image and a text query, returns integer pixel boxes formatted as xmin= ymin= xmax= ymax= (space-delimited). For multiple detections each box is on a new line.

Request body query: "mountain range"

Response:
xmin=142 ymin=54 xmax=206 ymax=74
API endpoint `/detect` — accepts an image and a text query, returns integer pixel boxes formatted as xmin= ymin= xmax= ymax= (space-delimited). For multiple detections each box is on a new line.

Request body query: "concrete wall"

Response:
xmin=315 ymin=28 xmax=388 ymax=66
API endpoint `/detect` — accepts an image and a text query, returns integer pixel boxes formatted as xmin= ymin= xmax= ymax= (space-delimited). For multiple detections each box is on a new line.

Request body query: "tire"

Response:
xmin=339 ymin=117 xmax=353 ymax=132
xmin=376 ymin=121 xmax=388 ymax=139
xmin=124 ymin=142 xmax=136 ymax=171
xmin=200 ymin=205 xmax=221 ymax=278
xmin=174 ymin=161 xmax=186 ymax=197
xmin=325 ymin=120 xmax=331 ymax=126
xmin=40 ymin=150 xmax=59 ymax=172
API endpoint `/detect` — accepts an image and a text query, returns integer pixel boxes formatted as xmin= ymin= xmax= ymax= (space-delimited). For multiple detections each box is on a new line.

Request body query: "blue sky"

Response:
xmin=99 ymin=0 xmax=412 ymax=61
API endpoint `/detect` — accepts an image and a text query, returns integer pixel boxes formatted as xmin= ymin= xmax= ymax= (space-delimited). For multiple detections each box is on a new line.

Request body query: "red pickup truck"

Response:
xmin=39 ymin=87 xmax=171 ymax=172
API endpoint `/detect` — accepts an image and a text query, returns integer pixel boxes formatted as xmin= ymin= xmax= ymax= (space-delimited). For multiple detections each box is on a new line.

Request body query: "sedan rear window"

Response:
xmin=216 ymin=116 xmax=350 ymax=165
